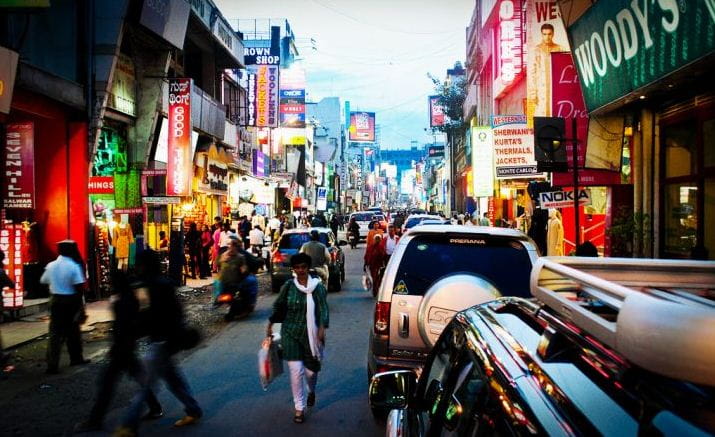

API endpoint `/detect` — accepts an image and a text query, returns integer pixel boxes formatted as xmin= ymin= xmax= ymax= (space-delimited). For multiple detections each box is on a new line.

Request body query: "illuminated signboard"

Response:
xmin=493 ymin=0 xmax=524 ymax=97
xmin=167 ymin=78 xmax=192 ymax=196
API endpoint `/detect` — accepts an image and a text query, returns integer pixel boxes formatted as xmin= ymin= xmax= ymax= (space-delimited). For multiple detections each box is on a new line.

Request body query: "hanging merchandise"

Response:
xmin=93 ymin=222 xmax=112 ymax=297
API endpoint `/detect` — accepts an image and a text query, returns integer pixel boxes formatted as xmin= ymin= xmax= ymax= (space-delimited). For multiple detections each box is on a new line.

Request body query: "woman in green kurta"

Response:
xmin=267 ymin=253 xmax=329 ymax=424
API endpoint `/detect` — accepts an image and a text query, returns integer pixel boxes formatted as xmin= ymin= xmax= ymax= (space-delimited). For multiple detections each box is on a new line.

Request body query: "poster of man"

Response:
xmin=526 ymin=0 xmax=570 ymax=126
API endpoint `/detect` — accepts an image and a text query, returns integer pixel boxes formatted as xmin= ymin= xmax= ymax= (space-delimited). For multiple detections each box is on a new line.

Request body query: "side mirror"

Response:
xmin=368 ymin=370 xmax=417 ymax=410
xmin=338 ymin=240 xmax=348 ymax=246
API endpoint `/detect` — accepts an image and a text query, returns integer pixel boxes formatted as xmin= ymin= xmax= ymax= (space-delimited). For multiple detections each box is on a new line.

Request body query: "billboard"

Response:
xmin=550 ymin=52 xmax=621 ymax=186
xmin=493 ymin=0 xmax=524 ymax=97
xmin=491 ymin=115 xmax=543 ymax=180
xmin=3 ymin=122 xmax=35 ymax=209
xmin=254 ymin=65 xmax=279 ymax=128
xmin=429 ymin=95 xmax=446 ymax=127
xmin=167 ymin=78 xmax=192 ymax=196
xmin=471 ymin=127 xmax=494 ymax=197
xmin=427 ymin=145 xmax=445 ymax=159
xmin=348 ymin=111 xmax=376 ymax=143
xmin=526 ymin=0 xmax=570 ymax=126
xmin=279 ymin=68 xmax=306 ymax=128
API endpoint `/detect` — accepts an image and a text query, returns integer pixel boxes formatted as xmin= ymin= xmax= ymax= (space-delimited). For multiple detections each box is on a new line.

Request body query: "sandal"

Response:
xmin=293 ymin=410 xmax=305 ymax=424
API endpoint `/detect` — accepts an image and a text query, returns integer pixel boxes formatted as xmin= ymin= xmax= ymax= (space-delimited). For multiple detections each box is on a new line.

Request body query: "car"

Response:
xmin=415 ymin=218 xmax=449 ymax=227
xmin=270 ymin=227 xmax=346 ymax=293
xmin=367 ymin=225 xmax=538 ymax=381
xmin=350 ymin=211 xmax=380 ymax=239
xmin=368 ymin=257 xmax=715 ymax=435
xmin=401 ymin=214 xmax=442 ymax=234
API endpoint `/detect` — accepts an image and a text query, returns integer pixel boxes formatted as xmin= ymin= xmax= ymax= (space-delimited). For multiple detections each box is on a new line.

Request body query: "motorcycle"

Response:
xmin=348 ymin=230 xmax=360 ymax=249
xmin=216 ymin=282 xmax=257 ymax=322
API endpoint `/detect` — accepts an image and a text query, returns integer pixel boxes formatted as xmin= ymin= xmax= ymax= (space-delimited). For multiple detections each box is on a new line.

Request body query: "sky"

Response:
xmin=214 ymin=0 xmax=475 ymax=149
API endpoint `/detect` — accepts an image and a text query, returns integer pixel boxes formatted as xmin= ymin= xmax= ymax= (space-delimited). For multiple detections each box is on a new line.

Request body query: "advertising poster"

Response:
xmin=246 ymin=71 xmax=257 ymax=126
xmin=3 ymin=122 xmax=35 ymax=209
xmin=316 ymin=187 xmax=328 ymax=211
xmin=471 ymin=126 xmax=494 ymax=197
xmin=429 ymin=95 xmax=446 ymax=127
xmin=279 ymin=68 xmax=306 ymax=128
xmin=551 ymin=52 xmax=621 ymax=186
xmin=255 ymin=65 xmax=279 ymax=128
xmin=252 ymin=149 xmax=266 ymax=177
xmin=167 ymin=78 xmax=192 ymax=196
xmin=349 ymin=111 xmax=376 ymax=143
xmin=493 ymin=0 xmax=524 ymax=98
xmin=491 ymin=115 xmax=542 ymax=179
xmin=526 ymin=0 xmax=570 ymax=126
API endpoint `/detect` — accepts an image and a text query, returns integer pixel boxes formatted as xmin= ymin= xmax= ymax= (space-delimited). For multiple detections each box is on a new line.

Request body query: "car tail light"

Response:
xmin=374 ymin=301 xmax=391 ymax=335
xmin=217 ymin=293 xmax=233 ymax=303
xmin=272 ymin=250 xmax=285 ymax=264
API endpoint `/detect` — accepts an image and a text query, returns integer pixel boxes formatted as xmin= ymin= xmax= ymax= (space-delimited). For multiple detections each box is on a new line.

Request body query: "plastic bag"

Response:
xmin=362 ymin=266 xmax=373 ymax=293
xmin=258 ymin=334 xmax=283 ymax=390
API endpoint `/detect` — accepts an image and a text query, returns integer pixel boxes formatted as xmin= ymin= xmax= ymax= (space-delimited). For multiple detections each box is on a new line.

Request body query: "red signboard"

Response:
xmin=429 ymin=96 xmax=446 ymax=127
xmin=167 ymin=78 xmax=192 ymax=196
xmin=88 ymin=176 xmax=115 ymax=194
xmin=551 ymin=53 xmax=621 ymax=187
xmin=493 ymin=0 xmax=524 ymax=97
xmin=3 ymin=122 xmax=35 ymax=209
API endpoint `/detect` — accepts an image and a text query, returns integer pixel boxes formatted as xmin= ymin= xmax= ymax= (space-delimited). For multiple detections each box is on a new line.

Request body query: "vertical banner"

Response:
xmin=348 ymin=111 xmax=376 ymax=142
xmin=316 ymin=187 xmax=327 ymax=211
xmin=246 ymin=71 xmax=257 ymax=126
xmin=471 ymin=126 xmax=494 ymax=197
xmin=1 ymin=224 xmax=24 ymax=308
xmin=3 ymin=122 xmax=35 ymax=209
xmin=492 ymin=115 xmax=543 ymax=179
xmin=280 ymin=68 xmax=306 ymax=128
xmin=493 ymin=0 xmax=524 ymax=98
xmin=526 ymin=0 xmax=570 ymax=126
xmin=252 ymin=149 xmax=266 ymax=177
xmin=255 ymin=65 xmax=279 ymax=128
xmin=167 ymin=78 xmax=192 ymax=196
xmin=429 ymin=95 xmax=446 ymax=127
xmin=551 ymin=53 xmax=621 ymax=186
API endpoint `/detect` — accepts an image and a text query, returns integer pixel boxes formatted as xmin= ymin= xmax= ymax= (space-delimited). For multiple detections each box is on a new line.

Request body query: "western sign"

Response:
xmin=539 ymin=189 xmax=591 ymax=208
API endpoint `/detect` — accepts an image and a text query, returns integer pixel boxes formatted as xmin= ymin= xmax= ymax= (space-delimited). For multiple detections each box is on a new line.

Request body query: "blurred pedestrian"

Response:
xmin=479 ymin=213 xmax=491 ymax=226
xmin=329 ymin=214 xmax=339 ymax=237
xmin=300 ymin=230 xmax=330 ymax=285
xmin=74 ymin=270 xmax=162 ymax=433
xmin=185 ymin=222 xmax=202 ymax=279
xmin=200 ymin=224 xmax=212 ymax=279
xmin=114 ymin=251 xmax=202 ymax=436
xmin=40 ymin=240 xmax=90 ymax=374
xmin=158 ymin=231 xmax=169 ymax=250
xmin=249 ymin=225 xmax=265 ymax=256
xmin=266 ymin=253 xmax=329 ymax=424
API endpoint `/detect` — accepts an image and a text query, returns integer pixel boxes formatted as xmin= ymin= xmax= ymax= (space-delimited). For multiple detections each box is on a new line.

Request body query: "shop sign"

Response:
xmin=0 ymin=46 xmax=19 ymax=115
xmin=141 ymin=169 xmax=167 ymax=176
xmin=429 ymin=96 xmax=446 ymax=127
xmin=88 ymin=176 xmax=115 ymax=194
xmin=246 ymin=72 xmax=256 ymax=126
xmin=271 ymin=172 xmax=293 ymax=188
xmin=316 ymin=187 xmax=328 ymax=211
xmin=569 ymin=0 xmax=715 ymax=112
xmin=142 ymin=196 xmax=181 ymax=204
xmin=427 ymin=145 xmax=445 ymax=159
xmin=3 ymin=122 xmax=35 ymax=209
xmin=280 ymin=68 xmax=306 ymax=128
xmin=212 ymin=16 xmax=243 ymax=65
xmin=252 ymin=149 xmax=266 ymax=177
xmin=244 ymin=46 xmax=280 ymax=65
xmin=491 ymin=115 xmax=543 ymax=179
xmin=539 ymin=189 xmax=591 ymax=208
xmin=113 ymin=208 xmax=144 ymax=214
xmin=525 ymin=0 xmax=570 ymax=126
xmin=139 ymin=0 xmax=190 ymax=49
xmin=550 ymin=52 xmax=622 ymax=186
xmin=198 ymin=158 xmax=228 ymax=193
xmin=167 ymin=78 xmax=192 ymax=196
xmin=108 ymin=53 xmax=136 ymax=116
xmin=254 ymin=65 xmax=279 ymax=128
xmin=493 ymin=0 xmax=524 ymax=97
xmin=471 ymin=126 xmax=494 ymax=197
xmin=0 ymin=224 xmax=23 ymax=309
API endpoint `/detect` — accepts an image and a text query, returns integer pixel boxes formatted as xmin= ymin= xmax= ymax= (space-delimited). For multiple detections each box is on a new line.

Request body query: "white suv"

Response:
xmin=367 ymin=225 xmax=539 ymax=380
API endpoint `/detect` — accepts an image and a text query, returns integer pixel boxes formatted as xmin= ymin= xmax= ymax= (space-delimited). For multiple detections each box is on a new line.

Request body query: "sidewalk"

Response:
xmin=1 ymin=276 xmax=215 ymax=350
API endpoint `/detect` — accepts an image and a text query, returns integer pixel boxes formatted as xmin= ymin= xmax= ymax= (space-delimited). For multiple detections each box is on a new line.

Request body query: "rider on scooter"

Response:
xmin=347 ymin=217 xmax=360 ymax=248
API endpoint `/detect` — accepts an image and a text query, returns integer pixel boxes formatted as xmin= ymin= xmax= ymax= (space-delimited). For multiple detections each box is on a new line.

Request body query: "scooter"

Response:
xmin=348 ymin=230 xmax=360 ymax=249
xmin=216 ymin=286 xmax=256 ymax=321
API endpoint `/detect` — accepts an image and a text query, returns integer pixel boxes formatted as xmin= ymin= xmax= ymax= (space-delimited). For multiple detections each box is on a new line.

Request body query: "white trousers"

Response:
xmin=287 ymin=360 xmax=318 ymax=411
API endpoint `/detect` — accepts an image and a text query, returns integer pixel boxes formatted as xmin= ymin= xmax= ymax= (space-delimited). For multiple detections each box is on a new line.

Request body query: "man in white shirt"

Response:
xmin=384 ymin=224 xmax=399 ymax=260
xmin=40 ymin=240 xmax=89 ymax=374
xmin=249 ymin=225 xmax=266 ymax=255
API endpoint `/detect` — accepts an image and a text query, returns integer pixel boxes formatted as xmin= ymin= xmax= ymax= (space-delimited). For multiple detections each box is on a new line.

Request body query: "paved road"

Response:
xmin=100 ymin=242 xmax=383 ymax=436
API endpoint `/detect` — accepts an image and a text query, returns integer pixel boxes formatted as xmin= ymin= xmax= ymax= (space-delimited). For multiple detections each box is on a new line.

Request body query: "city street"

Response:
xmin=94 ymin=243 xmax=381 ymax=436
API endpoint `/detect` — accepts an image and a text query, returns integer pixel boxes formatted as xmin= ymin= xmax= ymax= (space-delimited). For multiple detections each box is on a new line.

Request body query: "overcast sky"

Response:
xmin=215 ymin=0 xmax=474 ymax=149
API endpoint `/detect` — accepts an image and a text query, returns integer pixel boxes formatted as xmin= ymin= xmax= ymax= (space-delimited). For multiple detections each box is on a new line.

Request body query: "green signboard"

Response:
xmin=569 ymin=0 xmax=715 ymax=112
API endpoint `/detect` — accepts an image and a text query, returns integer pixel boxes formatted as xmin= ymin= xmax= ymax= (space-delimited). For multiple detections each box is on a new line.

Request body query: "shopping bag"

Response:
xmin=258 ymin=334 xmax=283 ymax=390
xmin=362 ymin=266 xmax=373 ymax=293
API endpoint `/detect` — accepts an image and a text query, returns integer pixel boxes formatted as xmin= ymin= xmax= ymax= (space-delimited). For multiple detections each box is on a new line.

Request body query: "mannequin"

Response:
xmin=112 ymin=217 xmax=134 ymax=271
xmin=547 ymin=209 xmax=564 ymax=256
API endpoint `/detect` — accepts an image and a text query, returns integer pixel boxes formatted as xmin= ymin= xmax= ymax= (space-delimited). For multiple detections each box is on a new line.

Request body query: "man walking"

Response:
xmin=299 ymin=230 xmax=331 ymax=285
xmin=383 ymin=224 xmax=399 ymax=262
xmin=40 ymin=240 xmax=90 ymax=374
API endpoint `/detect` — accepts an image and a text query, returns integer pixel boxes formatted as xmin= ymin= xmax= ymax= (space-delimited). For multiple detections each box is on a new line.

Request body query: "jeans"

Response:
xmin=123 ymin=342 xmax=201 ymax=429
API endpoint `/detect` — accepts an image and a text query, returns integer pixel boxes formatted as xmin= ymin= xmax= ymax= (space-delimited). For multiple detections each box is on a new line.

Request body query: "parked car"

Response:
xmin=369 ymin=257 xmax=715 ymax=435
xmin=270 ymin=227 xmax=346 ymax=293
xmin=401 ymin=214 xmax=441 ymax=234
xmin=367 ymin=225 xmax=538 ymax=381
xmin=350 ymin=211 xmax=380 ymax=239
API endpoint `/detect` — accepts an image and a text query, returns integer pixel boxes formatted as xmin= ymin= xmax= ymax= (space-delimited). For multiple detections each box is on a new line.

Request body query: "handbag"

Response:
xmin=362 ymin=266 xmax=373 ymax=293
xmin=258 ymin=335 xmax=284 ymax=390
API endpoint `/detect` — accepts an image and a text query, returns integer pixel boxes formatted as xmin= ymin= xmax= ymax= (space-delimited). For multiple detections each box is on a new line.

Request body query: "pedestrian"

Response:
xmin=218 ymin=222 xmax=233 ymax=258
xmin=329 ymin=214 xmax=339 ymax=237
xmin=240 ymin=216 xmax=252 ymax=247
xmin=200 ymin=224 xmax=213 ymax=279
xmin=74 ymin=270 xmax=162 ymax=433
xmin=364 ymin=234 xmax=386 ymax=296
xmin=185 ymin=222 xmax=202 ymax=279
xmin=266 ymin=253 xmax=329 ymax=424
xmin=251 ymin=210 xmax=266 ymax=231
xmin=212 ymin=220 xmax=222 ymax=273
xmin=366 ymin=220 xmax=384 ymax=249
xmin=249 ymin=225 xmax=265 ymax=256
xmin=0 ymin=249 xmax=15 ymax=367
xmin=158 ymin=231 xmax=169 ymax=250
xmin=479 ymin=212 xmax=491 ymax=226
xmin=300 ymin=230 xmax=331 ymax=285
xmin=218 ymin=238 xmax=247 ymax=301
xmin=383 ymin=224 xmax=399 ymax=262
xmin=40 ymin=240 xmax=90 ymax=374
xmin=114 ymin=250 xmax=202 ymax=436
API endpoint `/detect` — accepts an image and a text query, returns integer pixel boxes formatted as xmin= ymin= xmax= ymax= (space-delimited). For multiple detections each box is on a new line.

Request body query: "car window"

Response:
xmin=392 ymin=234 xmax=532 ymax=298
xmin=352 ymin=213 xmax=373 ymax=221
xmin=279 ymin=233 xmax=329 ymax=249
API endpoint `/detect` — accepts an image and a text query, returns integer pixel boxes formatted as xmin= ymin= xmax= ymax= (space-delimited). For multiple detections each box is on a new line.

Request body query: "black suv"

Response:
xmin=369 ymin=258 xmax=715 ymax=436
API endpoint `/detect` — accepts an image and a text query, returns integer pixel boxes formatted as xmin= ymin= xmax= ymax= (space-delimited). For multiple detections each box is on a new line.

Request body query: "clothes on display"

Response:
xmin=547 ymin=209 xmax=565 ymax=256
xmin=93 ymin=222 xmax=112 ymax=297
xmin=112 ymin=222 xmax=134 ymax=270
